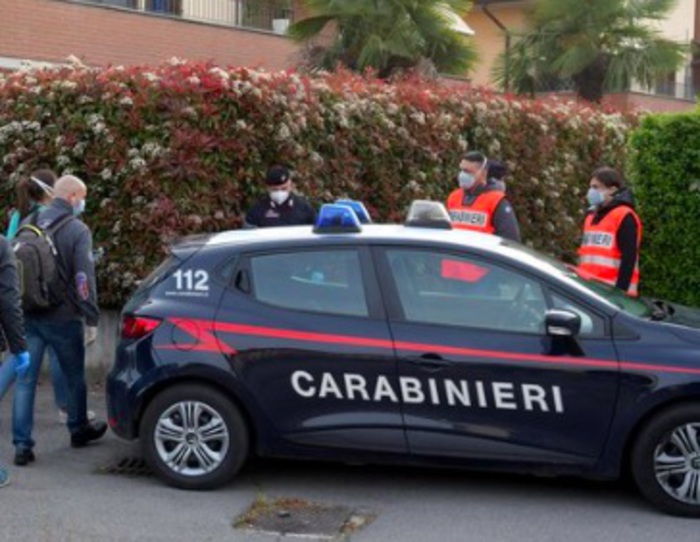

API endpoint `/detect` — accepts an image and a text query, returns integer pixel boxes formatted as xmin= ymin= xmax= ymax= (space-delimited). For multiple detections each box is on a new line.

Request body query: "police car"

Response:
xmin=107 ymin=201 xmax=700 ymax=517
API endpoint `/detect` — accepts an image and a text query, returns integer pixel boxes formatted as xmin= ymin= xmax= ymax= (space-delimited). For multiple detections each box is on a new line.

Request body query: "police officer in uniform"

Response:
xmin=578 ymin=167 xmax=641 ymax=296
xmin=446 ymin=151 xmax=521 ymax=242
xmin=245 ymin=165 xmax=316 ymax=228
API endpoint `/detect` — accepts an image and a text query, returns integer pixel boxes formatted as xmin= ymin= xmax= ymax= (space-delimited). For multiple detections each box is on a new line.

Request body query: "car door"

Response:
xmin=214 ymin=245 xmax=407 ymax=454
xmin=375 ymin=246 xmax=620 ymax=464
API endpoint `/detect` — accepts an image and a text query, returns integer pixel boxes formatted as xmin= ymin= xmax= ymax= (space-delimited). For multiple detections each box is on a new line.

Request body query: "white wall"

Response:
xmin=182 ymin=0 xmax=240 ymax=25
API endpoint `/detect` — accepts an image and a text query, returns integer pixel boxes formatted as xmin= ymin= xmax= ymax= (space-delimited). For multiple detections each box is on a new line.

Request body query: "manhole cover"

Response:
xmin=234 ymin=497 xmax=374 ymax=539
xmin=96 ymin=457 xmax=153 ymax=477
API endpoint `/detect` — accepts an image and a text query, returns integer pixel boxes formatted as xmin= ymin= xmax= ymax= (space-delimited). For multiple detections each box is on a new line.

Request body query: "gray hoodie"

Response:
xmin=23 ymin=198 xmax=99 ymax=326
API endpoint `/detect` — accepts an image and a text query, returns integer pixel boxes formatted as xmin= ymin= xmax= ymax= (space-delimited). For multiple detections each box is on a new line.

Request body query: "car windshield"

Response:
xmin=503 ymin=242 xmax=652 ymax=318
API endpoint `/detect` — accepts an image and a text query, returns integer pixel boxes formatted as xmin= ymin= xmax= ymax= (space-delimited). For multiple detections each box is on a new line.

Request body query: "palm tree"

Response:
xmin=288 ymin=0 xmax=477 ymax=79
xmin=492 ymin=0 xmax=687 ymax=103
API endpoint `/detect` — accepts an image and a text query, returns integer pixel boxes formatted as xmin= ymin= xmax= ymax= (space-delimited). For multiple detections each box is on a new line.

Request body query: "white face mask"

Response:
xmin=269 ymin=190 xmax=290 ymax=205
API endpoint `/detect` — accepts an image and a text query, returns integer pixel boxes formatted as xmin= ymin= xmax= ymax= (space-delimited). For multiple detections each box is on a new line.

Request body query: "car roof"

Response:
xmin=205 ymin=224 xmax=505 ymax=251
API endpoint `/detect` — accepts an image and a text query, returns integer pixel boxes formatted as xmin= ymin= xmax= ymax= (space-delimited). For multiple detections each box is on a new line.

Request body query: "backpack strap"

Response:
xmin=44 ymin=214 xmax=75 ymax=236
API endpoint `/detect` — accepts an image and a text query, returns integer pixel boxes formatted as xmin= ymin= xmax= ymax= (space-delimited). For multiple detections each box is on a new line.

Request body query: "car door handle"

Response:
xmin=406 ymin=354 xmax=452 ymax=370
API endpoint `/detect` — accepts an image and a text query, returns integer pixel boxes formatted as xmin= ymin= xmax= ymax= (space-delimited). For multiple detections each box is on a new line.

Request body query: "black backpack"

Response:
xmin=12 ymin=214 xmax=73 ymax=314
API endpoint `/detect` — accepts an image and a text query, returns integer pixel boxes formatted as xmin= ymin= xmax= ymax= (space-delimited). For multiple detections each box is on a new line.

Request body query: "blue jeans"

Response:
xmin=0 ymin=354 xmax=16 ymax=401
xmin=13 ymin=319 xmax=88 ymax=450
xmin=0 ymin=348 xmax=66 ymax=407
xmin=48 ymin=347 xmax=68 ymax=411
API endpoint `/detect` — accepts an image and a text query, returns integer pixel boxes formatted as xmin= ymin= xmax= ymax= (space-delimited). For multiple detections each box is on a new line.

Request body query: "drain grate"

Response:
xmin=96 ymin=456 xmax=153 ymax=477
xmin=234 ymin=496 xmax=375 ymax=540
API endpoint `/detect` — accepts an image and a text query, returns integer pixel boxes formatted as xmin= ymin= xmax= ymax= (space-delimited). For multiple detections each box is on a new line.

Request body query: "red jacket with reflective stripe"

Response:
xmin=446 ymin=189 xmax=505 ymax=234
xmin=578 ymin=206 xmax=642 ymax=296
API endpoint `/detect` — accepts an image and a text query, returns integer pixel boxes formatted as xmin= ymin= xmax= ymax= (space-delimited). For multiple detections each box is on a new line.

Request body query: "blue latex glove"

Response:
xmin=11 ymin=351 xmax=30 ymax=377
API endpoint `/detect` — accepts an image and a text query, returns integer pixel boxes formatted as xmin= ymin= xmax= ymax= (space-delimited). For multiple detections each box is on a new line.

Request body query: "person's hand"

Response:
xmin=85 ymin=326 xmax=98 ymax=346
xmin=12 ymin=351 xmax=30 ymax=377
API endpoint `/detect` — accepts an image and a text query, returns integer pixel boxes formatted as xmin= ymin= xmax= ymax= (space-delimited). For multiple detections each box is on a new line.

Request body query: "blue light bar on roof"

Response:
xmin=313 ymin=204 xmax=362 ymax=234
xmin=335 ymin=199 xmax=372 ymax=224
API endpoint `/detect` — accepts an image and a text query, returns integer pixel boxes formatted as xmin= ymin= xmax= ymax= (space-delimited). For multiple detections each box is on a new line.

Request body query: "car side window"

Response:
xmin=386 ymin=249 xmax=548 ymax=334
xmin=550 ymin=292 xmax=606 ymax=338
xmin=250 ymin=250 xmax=369 ymax=318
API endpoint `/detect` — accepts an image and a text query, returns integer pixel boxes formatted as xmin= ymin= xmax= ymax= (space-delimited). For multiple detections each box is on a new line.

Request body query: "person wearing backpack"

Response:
xmin=12 ymin=175 xmax=106 ymax=466
xmin=7 ymin=170 xmax=95 ymax=426
xmin=0 ymin=234 xmax=31 ymax=486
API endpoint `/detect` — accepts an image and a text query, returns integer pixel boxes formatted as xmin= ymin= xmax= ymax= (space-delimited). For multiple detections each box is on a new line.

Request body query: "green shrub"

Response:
xmin=0 ymin=61 xmax=634 ymax=307
xmin=628 ymin=113 xmax=700 ymax=306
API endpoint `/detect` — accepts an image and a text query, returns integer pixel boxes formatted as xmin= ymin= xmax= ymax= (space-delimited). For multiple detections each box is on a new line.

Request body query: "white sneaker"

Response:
xmin=57 ymin=409 xmax=96 ymax=424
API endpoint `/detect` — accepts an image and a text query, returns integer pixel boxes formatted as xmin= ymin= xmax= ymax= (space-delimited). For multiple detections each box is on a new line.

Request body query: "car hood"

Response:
xmin=655 ymin=301 xmax=700 ymax=344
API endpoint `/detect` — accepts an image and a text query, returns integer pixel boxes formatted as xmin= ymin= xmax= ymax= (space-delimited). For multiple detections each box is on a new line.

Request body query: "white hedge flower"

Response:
xmin=410 ymin=112 xmax=426 ymax=125
xmin=129 ymin=157 xmax=147 ymax=171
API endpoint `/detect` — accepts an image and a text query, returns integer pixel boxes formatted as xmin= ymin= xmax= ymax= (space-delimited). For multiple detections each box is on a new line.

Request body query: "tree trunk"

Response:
xmin=572 ymin=55 xmax=610 ymax=104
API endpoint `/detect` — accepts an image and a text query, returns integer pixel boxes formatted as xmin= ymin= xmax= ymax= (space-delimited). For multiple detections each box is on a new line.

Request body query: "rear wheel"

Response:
xmin=141 ymin=384 xmax=249 ymax=490
xmin=631 ymin=403 xmax=700 ymax=516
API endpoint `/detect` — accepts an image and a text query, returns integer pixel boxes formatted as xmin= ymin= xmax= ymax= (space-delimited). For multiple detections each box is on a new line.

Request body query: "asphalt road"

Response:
xmin=0 ymin=382 xmax=698 ymax=542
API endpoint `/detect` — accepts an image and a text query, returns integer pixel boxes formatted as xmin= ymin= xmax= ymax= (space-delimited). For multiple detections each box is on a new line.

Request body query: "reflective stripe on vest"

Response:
xmin=578 ymin=206 xmax=642 ymax=296
xmin=446 ymin=189 xmax=505 ymax=234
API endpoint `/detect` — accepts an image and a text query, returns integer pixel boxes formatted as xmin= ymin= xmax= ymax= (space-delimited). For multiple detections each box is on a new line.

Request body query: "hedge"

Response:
xmin=0 ymin=60 xmax=634 ymax=307
xmin=628 ymin=113 xmax=700 ymax=307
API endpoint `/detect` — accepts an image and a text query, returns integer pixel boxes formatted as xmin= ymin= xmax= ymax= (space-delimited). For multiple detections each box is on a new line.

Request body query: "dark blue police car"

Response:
xmin=107 ymin=202 xmax=700 ymax=516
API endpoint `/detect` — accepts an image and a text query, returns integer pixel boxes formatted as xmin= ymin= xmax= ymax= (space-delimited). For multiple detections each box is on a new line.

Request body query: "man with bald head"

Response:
xmin=12 ymin=174 xmax=106 ymax=465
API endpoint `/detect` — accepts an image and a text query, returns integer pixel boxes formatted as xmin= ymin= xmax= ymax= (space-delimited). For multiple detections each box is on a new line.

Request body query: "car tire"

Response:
xmin=140 ymin=384 xmax=249 ymax=490
xmin=631 ymin=403 xmax=700 ymax=517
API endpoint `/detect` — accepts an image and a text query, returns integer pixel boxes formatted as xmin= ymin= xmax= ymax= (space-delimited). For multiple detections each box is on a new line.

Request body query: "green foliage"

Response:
xmin=289 ymin=0 xmax=477 ymax=78
xmin=628 ymin=113 xmax=700 ymax=306
xmin=493 ymin=0 xmax=687 ymax=103
xmin=0 ymin=61 xmax=634 ymax=307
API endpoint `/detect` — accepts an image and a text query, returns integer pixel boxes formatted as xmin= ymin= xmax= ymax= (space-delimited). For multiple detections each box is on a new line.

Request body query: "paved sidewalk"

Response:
xmin=1 ymin=383 xmax=698 ymax=542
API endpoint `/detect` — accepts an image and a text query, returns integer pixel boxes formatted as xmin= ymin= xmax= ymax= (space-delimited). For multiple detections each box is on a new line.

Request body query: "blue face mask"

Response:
xmin=73 ymin=199 xmax=86 ymax=216
xmin=458 ymin=171 xmax=476 ymax=190
xmin=586 ymin=188 xmax=605 ymax=207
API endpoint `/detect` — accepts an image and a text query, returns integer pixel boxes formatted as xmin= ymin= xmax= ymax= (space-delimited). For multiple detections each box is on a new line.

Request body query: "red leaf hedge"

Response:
xmin=0 ymin=60 xmax=635 ymax=307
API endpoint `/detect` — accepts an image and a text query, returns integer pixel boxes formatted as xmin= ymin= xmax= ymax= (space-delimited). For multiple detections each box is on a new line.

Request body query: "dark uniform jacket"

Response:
xmin=245 ymin=193 xmax=317 ymax=228
xmin=0 ymin=235 xmax=27 ymax=354
xmin=23 ymin=198 xmax=99 ymax=326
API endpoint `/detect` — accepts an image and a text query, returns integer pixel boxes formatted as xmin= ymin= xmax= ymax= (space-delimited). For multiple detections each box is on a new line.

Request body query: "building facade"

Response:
xmin=0 ymin=0 xmax=304 ymax=70
xmin=465 ymin=0 xmax=700 ymax=111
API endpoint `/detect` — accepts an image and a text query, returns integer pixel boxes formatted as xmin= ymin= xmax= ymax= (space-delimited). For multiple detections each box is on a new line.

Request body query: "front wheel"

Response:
xmin=140 ymin=384 xmax=249 ymax=490
xmin=631 ymin=403 xmax=700 ymax=516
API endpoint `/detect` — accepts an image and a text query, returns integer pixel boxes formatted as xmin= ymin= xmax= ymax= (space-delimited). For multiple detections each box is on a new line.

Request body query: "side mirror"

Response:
xmin=545 ymin=309 xmax=581 ymax=338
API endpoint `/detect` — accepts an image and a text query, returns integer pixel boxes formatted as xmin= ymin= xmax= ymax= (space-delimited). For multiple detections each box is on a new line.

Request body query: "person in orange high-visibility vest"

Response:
xmin=446 ymin=152 xmax=521 ymax=242
xmin=578 ymin=167 xmax=642 ymax=296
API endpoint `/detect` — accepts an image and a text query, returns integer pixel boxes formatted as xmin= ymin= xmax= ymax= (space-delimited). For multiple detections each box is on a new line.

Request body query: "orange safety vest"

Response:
xmin=578 ymin=206 xmax=642 ymax=296
xmin=446 ymin=189 xmax=505 ymax=234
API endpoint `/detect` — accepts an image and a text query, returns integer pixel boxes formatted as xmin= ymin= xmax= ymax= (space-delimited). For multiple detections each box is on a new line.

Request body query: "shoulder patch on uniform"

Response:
xmin=76 ymin=272 xmax=90 ymax=300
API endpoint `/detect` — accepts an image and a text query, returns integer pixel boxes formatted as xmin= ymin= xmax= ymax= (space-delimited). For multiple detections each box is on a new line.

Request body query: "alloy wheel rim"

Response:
xmin=654 ymin=422 xmax=700 ymax=505
xmin=154 ymin=401 xmax=230 ymax=477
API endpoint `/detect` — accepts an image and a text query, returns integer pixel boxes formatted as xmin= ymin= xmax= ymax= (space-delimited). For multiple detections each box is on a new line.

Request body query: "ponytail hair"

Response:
xmin=16 ymin=169 xmax=57 ymax=215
